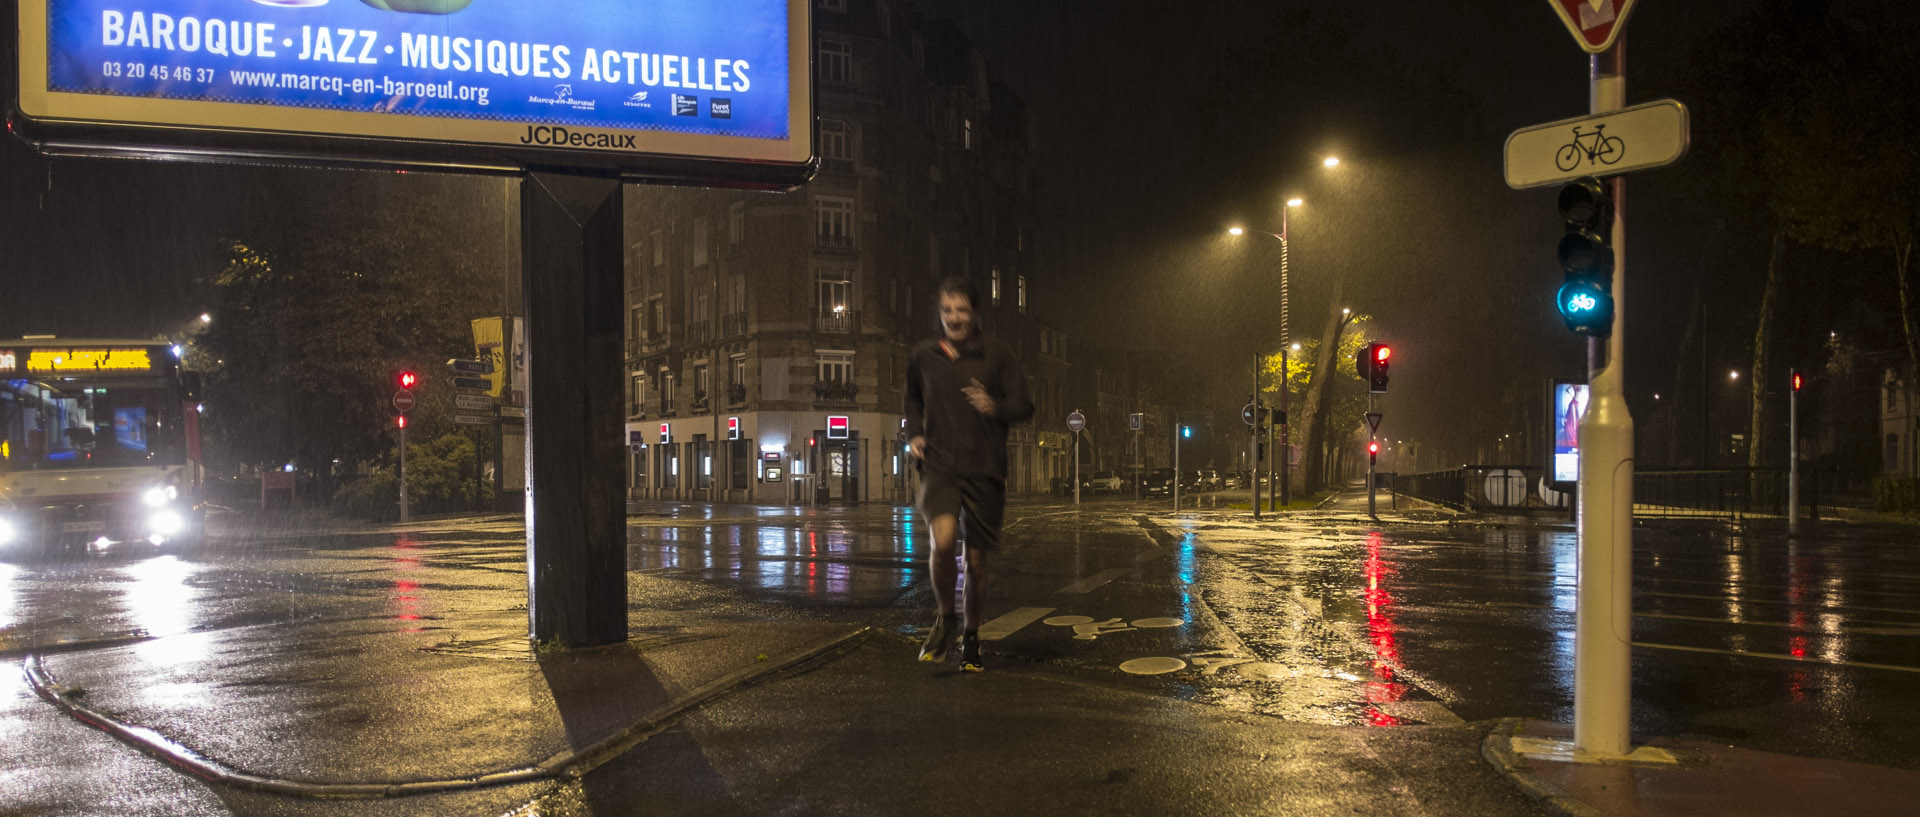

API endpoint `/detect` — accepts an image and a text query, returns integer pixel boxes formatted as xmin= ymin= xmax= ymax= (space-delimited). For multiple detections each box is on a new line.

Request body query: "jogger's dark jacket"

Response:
xmin=904 ymin=334 xmax=1035 ymax=478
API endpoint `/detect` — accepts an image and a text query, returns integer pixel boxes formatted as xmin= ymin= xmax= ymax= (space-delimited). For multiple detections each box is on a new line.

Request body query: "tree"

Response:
xmin=193 ymin=188 xmax=502 ymax=491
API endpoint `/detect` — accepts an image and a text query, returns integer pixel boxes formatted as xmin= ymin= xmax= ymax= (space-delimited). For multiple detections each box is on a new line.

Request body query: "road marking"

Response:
xmin=1119 ymin=657 xmax=1187 ymax=675
xmin=1632 ymin=641 xmax=1920 ymax=674
xmin=1056 ymin=567 xmax=1129 ymax=594
xmin=977 ymin=606 xmax=1054 ymax=641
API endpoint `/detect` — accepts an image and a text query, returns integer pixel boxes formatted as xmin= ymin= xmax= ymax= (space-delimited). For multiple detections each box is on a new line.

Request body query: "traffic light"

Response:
xmin=1556 ymin=177 xmax=1615 ymax=336
xmin=397 ymin=415 xmax=408 ymax=429
xmin=1791 ymin=370 xmax=1804 ymax=392
xmin=1368 ymin=439 xmax=1380 ymax=464
xmin=1369 ymin=343 xmax=1391 ymax=393
xmin=398 ymin=371 xmax=418 ymax=389
xmin=1181 ymin=425 xmax=1193 ymax=439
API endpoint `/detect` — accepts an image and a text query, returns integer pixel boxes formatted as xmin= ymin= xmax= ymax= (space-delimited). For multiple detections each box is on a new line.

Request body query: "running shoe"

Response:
xmin=959 ymin=632 xmax=984 ymax=673
xmin=918 ymin=613 xmax=957 ymax=662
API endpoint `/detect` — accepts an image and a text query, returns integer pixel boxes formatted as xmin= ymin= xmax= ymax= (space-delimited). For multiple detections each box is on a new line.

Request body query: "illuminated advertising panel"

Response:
xmin=825 ymin=415 xmax=848 ymax=440
xmin=1550 ymin=380 xmax=1588 ymax=487
xmin=27 ymin=346 xmax=154 ymax=373
xmin=13 ymin=0 xmax=814 ymax=183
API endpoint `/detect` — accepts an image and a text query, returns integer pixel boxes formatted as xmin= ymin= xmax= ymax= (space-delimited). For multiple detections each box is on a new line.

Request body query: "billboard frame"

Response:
xmin=5 ymin=0 xmax=816 ymax=189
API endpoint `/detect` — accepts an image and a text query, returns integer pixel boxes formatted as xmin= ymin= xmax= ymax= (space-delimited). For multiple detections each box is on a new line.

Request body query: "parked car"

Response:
xmin=1088 ymin=470 xmax=1126 ymax=493
xmin=1199 ymin=469 xmax=1223 ymax=491
xmin=1142 ymin=468 xmax=1177 ymax=497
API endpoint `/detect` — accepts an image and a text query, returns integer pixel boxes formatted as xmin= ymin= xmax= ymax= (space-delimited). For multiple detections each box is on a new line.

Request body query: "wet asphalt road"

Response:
xmin=1 ymin=493 xmax=1916 ymax=814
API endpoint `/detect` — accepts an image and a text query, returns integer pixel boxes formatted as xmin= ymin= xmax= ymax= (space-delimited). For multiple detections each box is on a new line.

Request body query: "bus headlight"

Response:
xmin=148 ymin=510 xmax=185 ymax=537
xmin=142 ymin=485 xmax=179 ymax=508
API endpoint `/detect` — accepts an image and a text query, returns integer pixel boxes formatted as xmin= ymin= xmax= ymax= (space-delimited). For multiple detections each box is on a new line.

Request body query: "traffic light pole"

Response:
xmin=1789 ymin=370 xmax=1800 ymax=534
xmin=1172 ymin=422 xmax=1180 ymax=511
xmin=1366 ymin=393 xmax=1377 ymax=520
xmin=1575 ymin=41 xmax=1635 ymax=758
xmin=1252 ymin=356 xmax=1263 ymax=520
xmin=398 ymin=422 xmax=409 ymax=524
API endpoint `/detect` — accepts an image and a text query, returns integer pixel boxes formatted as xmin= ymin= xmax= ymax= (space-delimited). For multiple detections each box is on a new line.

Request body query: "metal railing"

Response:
xmin=721 ymin=312 xmax=748 ymax=338
xmin=814 ymin=310 xmax=861 ymax=334
xmin=683 ymin=321 xmax=712 ymax=346
xmin=813 ymin=379 xmax=858 ymax=405
xmin=1394 ymin=466 xmax=1832 ymax=520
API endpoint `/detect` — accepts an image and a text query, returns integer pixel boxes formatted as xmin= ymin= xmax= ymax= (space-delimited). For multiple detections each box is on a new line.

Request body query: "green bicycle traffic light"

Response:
xmin=1556 ymin=177 xmax=1614 ymax=336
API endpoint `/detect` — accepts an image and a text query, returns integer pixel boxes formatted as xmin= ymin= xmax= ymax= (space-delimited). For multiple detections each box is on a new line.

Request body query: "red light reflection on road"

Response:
xmin=1363 ymin=531 xmax=1404 ymax=726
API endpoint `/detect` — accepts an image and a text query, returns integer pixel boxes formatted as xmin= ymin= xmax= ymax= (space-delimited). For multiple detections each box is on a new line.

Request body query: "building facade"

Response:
xmin=619 ymin=1 xmax=1066 ymax=504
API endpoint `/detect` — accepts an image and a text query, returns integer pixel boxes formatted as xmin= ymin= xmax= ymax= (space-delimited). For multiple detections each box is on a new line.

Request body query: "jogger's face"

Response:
xmin=940 ymin=292 xmax=976 ymax=342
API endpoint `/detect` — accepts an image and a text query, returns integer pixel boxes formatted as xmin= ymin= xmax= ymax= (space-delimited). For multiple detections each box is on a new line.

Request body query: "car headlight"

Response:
xmin=142 ymin=485 xmax=179 ymax=508
xmin=148 ymin=510 xmax=185 ymax=537
xmin=0 ymin=517 xmax=14 ymax=546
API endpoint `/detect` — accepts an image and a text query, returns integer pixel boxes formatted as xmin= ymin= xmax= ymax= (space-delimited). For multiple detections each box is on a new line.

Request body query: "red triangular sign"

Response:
xmin=1549 ymin=0 xmax=1637 ymax=54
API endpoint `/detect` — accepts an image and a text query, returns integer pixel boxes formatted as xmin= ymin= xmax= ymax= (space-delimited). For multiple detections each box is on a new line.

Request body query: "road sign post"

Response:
xmin=1573 ymin=35 xmax=1636 ymax=760
xmin=1068 ymin=411 xmax=1086 ymax=505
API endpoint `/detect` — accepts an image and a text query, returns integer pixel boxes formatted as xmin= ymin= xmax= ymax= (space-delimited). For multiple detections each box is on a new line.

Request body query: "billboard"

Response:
xmin=11 ymin=0 xmax=813 ymax=184
xmin=1550 ymin=380 xmax=1588 ymax=487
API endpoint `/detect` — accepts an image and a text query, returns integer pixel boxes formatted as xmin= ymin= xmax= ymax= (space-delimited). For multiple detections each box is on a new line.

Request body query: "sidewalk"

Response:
xmin=20 ymin=605 xmax=865 ymax=799
xmin=1484 ymin=719 xmax=1920 ymax=817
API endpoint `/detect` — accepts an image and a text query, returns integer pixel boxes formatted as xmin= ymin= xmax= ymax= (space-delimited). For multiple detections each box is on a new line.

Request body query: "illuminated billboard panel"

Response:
xmin=12 ymin=0 xmax=814 ymax=183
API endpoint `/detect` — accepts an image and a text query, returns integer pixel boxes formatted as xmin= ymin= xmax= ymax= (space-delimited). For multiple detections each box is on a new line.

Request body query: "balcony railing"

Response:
xmin=721 ymin=312 xmax=748 ymax=338
xmin=814 ymin=309 xmax=861 ymax=334
xmin=814 ymin=379 xmax=858 ymax=405
xmin=657 ymin=397 xmax=677 ymax=417
xmin=726 ymin=383 xmax=747 ymax=405
xmin=690 ymin=393 xmax=710 ymax=413
xmin=684 ymin=321 xmax=712 ymax=346
xmin=815 ymin=232 xmax=854 ymax=250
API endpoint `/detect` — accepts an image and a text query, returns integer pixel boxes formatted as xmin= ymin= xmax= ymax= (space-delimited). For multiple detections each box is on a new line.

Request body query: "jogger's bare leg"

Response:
xmin=962 ymin=543 xmax=990 ymax=633
xmin=929 ymin=514 xmax=960 ymax=616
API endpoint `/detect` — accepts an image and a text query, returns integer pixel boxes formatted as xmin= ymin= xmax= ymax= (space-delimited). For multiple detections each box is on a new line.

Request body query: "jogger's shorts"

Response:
xmin=918 ymin=471 xmax=1008 ymax=552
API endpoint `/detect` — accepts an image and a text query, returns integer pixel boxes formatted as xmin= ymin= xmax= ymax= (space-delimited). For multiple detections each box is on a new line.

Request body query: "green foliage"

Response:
xmin=192 ymin=184 xmax=504 ymax=476
xmin=331 ymin=432 xmax=486 ymax=520
xmin=1874 ymin=477 xmax=1920 ymax=515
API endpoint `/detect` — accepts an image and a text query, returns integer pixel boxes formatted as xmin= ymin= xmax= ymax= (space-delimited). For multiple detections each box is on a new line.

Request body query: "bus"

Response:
xmin=0 ymin=338 xmax=206 ymax=558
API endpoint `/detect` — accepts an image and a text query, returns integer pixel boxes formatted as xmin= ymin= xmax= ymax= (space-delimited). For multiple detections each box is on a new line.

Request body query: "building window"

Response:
xmin=628 ymin=304 xmax=643 ymax=339
xmin=817 ymin=0 xmax=845 ymax=11
xmin=647 ymin=297 xmax=664 ymax=339
xmin=819 ymin=39 xmax=852 ymax=83
xmin=730 ymin=355 xmax=747 ymax=388
xmin=1890 ymin=381 xmax=1901 ymax=411
xmin=650 ymin=229 xmax=665 ymax=266
xmin=1889 ymin=434 xmax=1902 ymax=472
xmin=1017 ymin=275 xmax=1027 ymax=313
xmin=631 ymin=374 xmax=647 ymax=414
xmin=820 ymin=119 xmax=852 ymax=172
xmin=990 ymin=268 xmax=1001 ymax=305
xmin=963 ymin=117 xmax=973 ymax=150
xmin=818 ymin=268 xmax=852 ymax=312
xmin=728 ymin=202 xmax=745 ymax=246
xmin=693 ymin=216 xmax=710 ymax=268
xmin=660 ymin=369 xmax=677 ymax=406
xmin=818 ymin=351 xmax=853 ymax=384
xmin=876 ymin=1 xmax=891 ymax=37
xmin=816 ymin=196 xmax=855 ymax=248
xmin=691 ymin=363 xmax=710 ymax=405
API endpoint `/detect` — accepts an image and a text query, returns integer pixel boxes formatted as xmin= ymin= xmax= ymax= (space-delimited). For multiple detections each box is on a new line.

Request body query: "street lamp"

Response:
xmin=1226 ymin=156 xmax=1341 ymax=513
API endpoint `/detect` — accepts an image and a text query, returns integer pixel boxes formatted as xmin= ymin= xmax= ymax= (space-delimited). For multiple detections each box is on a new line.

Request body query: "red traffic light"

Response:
xmin=397 ymin=415 xmax=408 ymax=429
xmin=398 ymin=371 xmax=418 ymax=389
xmin=1792 ymin=372 xmax=1804 ymax=392
xmin=1368 ymin=440 xmax=1380 ymax=455
xmin=1374 ymin=345 xmax=1392 ymax=364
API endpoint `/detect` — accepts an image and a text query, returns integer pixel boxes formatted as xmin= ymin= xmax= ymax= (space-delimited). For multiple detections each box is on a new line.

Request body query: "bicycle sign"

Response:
xmin=1555 ymin=125 xmax=1625 ymax=171
xmin=1504 ymin=99 xmax=1689 ymax=190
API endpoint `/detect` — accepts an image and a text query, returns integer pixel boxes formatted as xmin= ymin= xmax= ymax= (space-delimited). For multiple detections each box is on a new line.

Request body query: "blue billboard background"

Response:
xmin=44 ymin=0 xmax=790 ymax=141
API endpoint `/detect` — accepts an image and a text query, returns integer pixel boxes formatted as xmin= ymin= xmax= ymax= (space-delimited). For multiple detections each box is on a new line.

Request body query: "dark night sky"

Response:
xmin=5 ymin=1 xmax=1918 ymax=466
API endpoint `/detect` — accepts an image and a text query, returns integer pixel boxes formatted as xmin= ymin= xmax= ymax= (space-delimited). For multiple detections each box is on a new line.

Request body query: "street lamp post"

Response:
xmin=1228 ymin=199 xmax=1301 ymax=512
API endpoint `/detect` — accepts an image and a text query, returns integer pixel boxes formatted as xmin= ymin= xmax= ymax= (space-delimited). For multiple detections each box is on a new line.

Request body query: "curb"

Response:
xmin=1479 ymin=718 xmax=1608 ymax=817
xmin=24 ymin=626 xmax=871 ymax=799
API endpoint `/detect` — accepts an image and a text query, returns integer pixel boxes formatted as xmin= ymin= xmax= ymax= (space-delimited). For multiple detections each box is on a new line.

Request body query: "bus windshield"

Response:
xmin=0 ymin=376 xmax=185 ymax=471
